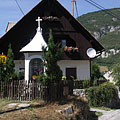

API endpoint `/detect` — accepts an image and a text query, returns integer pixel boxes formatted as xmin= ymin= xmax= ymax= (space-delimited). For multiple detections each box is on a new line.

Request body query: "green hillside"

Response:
xmin=77 ymin=8 xmax=120 ymax=67
xmin=78 ymin=8 xmax=120 ymax=34
xmin=99 ymin=30 xmax=120 ymax=51
xmin=95 ymin=53 xmax=120 ymax=68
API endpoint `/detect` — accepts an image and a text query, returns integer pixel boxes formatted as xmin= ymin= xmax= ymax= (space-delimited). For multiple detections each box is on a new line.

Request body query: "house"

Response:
xmin=0 ymin=0 xmax=104 ymax=82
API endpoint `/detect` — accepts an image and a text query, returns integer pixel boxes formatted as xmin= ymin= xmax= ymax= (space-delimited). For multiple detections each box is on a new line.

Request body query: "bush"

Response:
xmin=12 ymin=72 xmax=18 ymax=80
xmin=86 ymin=82 xmax=119 ymax=107
xmin=17 ymin=70 xmax=24 ymax=80
xmin=111 ymin=64 xmax=120 ymax=87
xmin=93 ymin=79 xmax=97 ymax=86
xmin=37 ymin=74 xmax=49 ymax=84
xmin=82 ymin=78 xmax=90 ymax=88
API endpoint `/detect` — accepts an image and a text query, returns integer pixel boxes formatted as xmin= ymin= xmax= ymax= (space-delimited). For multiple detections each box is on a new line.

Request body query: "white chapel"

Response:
xmin=20 ymin=17 xmax=47 ymax=83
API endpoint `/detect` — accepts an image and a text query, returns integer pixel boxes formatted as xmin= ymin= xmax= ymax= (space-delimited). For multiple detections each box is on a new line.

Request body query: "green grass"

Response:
xmin=95 ymin=112 xmax=103 ymax=117
xmin=0 ymin=99 xmax=16 ymax=112
xmin=91 ymin=106 xmax=115 ymax=111
xmin=0 ymin=98 xmax=33 ymax=113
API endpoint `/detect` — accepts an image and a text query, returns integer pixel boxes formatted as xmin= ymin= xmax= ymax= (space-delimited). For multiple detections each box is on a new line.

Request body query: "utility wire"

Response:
xmin=14 ymin=0 xmax=24 ymax=16
xmin=84 ymin=0 xmax=115 ymax=17
xmin=84 ymin=0 xmax=120 ymax=20
xmin=75 ymin=0 xmax=79 ymax=17
xmin=89 ymin=0 xmax=120 ymax=19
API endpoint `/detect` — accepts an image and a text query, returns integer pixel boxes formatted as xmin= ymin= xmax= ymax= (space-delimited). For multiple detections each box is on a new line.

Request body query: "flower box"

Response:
xmin=64 ymin=46 xmax=79 ymax=53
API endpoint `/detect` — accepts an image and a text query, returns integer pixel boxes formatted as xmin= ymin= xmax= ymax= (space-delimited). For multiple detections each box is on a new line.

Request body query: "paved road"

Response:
xmin=91 ymin=108 xmax=120 ymax=120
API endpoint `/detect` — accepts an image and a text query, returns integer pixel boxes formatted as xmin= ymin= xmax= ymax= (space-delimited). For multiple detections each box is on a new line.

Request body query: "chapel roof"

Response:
xmin=20 ymin=18 xmax=47 ymax=52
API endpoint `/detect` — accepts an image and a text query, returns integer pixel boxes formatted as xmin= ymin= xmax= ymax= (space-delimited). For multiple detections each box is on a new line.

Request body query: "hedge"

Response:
xmin=86 ymin=82 xmax=119 ymax=107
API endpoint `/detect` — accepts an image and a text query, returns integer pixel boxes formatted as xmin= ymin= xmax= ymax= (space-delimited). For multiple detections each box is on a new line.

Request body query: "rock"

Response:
xmin=56 ymin=110 xmax=62 ymax=113
xmin=64 ymin=106 xmax=73 ymax=114
xmin=93 ymin=32 xmax=100 ymax=39
xmin=56 ymin=106 xmax=73 ymax=114
xmin=7 ymin=103 xmax=17 ymax=108
xmin=112 ymin=17 xmax=117 ymax=22
xmin=17 ymin=104 xmax=30 ymax=108
xmin=109 ymin=26 xmax=116 ymax=32
xmin=73 ymin=89 xmax=85 ymax=97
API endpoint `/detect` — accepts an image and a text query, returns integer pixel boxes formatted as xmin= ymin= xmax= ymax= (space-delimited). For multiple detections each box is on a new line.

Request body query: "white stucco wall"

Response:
xmin=14 ymin=59 xmax=90 ymax=81
xmin=58 ymin=60 xmax=90 ymax=80
xmin=14 ymin=60 xmax=25 ymax=73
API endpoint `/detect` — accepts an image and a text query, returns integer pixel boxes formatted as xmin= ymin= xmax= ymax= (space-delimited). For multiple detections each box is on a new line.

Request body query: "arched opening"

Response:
xmin=29 ymin=58 xmax=43 ymax=80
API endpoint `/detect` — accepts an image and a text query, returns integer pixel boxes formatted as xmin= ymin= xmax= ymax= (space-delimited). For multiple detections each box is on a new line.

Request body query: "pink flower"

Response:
xmin=64 ymin=46 xmax=79 ymax=52
xmin=64 ymin=46 xmax=68 ymax=51
xmin=39 ymin=70 xmax=43 ymax=75
xmin=75 ymin=47 xmax=79 ymax=52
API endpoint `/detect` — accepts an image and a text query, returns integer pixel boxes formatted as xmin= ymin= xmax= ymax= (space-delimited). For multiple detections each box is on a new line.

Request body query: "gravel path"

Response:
xmin=90 ymin=108 xmax=120 ymax=120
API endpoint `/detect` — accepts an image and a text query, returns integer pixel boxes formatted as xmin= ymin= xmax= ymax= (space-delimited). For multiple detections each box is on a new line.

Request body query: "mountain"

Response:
xmin=77 ymin=8 xmax=120 ymax=68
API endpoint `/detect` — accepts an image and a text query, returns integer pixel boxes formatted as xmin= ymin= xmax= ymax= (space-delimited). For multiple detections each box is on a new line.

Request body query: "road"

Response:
xmin=91 ymin=108 xmax=120 ymax=120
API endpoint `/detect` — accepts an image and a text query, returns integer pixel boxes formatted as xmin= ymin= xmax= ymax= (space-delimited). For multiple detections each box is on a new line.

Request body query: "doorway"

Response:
xmin=66 ymin=68 xmax=77 ymax=79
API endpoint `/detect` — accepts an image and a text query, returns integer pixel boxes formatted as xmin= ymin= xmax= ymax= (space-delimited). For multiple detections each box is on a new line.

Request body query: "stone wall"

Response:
xmin=73 ymin=89 xmax=86 ymax=97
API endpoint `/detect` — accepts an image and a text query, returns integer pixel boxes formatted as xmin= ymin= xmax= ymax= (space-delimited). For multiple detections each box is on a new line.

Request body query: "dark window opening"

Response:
xmin=62 ymin=40 xmax=66 ymax=47
xmin=66 ymin=39 xmax=76 ymax=47
xmin=66 ymin=68 xmax=77 ymax=80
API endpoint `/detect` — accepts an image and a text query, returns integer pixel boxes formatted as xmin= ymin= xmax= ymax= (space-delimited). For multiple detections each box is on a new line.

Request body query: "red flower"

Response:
xmin=64 ymin=46 xmax=79 ymax=52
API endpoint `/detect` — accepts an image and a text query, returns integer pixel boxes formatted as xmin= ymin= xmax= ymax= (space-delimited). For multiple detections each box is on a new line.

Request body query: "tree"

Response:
xmin=91 ymin=62 xmax=101 ymax=80
xmin=0 ymin=59 xmax=5 ymax=81
xmin=5 ymin=44 xmax=15 ymax=81
xmin=111 ymin=64 xmax=120 ymax=86
xmin=91 ymin=62 xmax=105 ymax=86
xmin=42 ymin=29 xmax=63 ymax=83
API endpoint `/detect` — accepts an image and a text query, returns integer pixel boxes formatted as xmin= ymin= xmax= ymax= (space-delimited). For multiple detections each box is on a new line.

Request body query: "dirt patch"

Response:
xmin=0 ymin=96 xmax=95 ymax=120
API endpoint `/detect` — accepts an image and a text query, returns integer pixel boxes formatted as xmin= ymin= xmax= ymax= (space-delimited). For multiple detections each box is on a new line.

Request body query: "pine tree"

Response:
xmin=0 ymin=59 xmax=5 ymax=81
xmin=42 ymin=29 xmax=63 ymax=83
xmin=5 ymin=44 xmax=15 ymax=81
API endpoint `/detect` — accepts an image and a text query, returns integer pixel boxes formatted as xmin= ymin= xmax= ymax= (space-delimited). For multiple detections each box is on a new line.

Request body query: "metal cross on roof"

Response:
xmin=36 ymin=16 xmax=42 ymax=32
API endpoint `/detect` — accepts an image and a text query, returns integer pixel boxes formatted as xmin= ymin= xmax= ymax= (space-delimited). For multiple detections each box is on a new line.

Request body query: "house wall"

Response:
xmin=58 ymin=60 xmax=90 ymax=80
xmin=28 ymin=52 xmax=42 ymax=57
xmin=14 ymin=59 xmax=90 ymax=81
xmin=14 ymin=60 xmax=25 ymax=73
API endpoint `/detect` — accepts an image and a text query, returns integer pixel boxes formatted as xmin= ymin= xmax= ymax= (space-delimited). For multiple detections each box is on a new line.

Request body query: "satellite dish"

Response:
xmin=87 ymin=48 xmax=96 ymax=58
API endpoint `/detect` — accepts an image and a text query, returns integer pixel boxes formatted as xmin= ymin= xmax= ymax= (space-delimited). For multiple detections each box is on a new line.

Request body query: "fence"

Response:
xmin=0 ymin=80 xmax=73 ymax=102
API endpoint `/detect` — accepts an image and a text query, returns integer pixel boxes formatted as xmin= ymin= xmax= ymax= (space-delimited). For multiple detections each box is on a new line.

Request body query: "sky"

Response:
xmin=0 ymin=0 xmax=120 ymax=37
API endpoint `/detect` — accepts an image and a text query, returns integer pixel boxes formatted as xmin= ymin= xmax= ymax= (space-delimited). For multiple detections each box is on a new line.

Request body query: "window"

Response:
xmin=62 ymin=40 xmax=66 ymax=47
xmin=29 ymin=58 xmax=43 ymax=79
